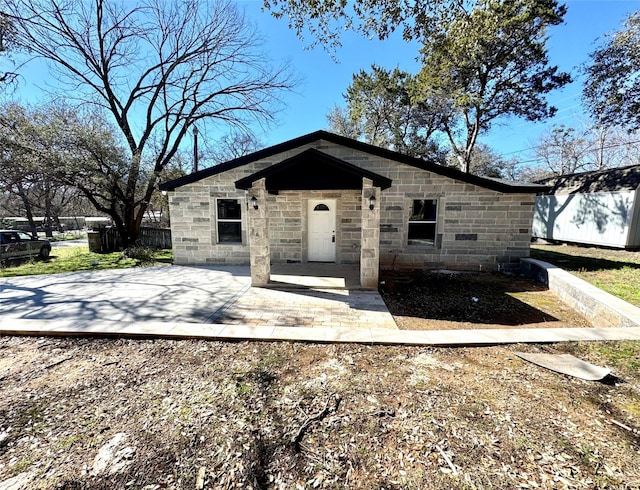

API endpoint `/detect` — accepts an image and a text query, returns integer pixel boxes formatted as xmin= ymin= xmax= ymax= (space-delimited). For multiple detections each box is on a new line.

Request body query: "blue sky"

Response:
xmin=241 ymin=0 xmax=639 ymax=166
xmin=9 ymin=0 xmax=640 ymax=168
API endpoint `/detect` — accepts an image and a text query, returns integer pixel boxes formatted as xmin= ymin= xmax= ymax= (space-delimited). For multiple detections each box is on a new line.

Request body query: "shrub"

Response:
xmin=121 ymin=246 xmax=156 ymax=265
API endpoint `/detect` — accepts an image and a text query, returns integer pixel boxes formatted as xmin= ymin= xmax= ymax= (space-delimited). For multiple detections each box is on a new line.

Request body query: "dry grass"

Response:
xmin=1 ymin=336 xmax=638 ymax=489
xmin=531 ymin=244 xmax=640 ymax=307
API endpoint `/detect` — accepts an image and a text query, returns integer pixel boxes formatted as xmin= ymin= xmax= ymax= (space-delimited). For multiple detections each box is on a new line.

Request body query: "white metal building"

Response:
xmin=532 ymin=164 xmax=640 ymax=249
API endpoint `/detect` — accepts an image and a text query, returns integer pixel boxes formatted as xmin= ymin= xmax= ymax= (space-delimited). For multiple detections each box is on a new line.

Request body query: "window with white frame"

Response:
xmin=408 ymin=199 xmax=438 ymax=246
xmin=217 ymin=199 xmax=242 ymax=243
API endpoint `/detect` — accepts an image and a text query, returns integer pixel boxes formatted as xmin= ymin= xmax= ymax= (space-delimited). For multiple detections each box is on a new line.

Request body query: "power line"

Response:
xmin=500 ymin=135 xmax=640 ymax=159
xmin=511 ymin=138 xmax=640 ymax=168
xmin=500 ymin=145 xmax=537 ymax=156
xmin=551 ymin=92 xmax=582 ymax=104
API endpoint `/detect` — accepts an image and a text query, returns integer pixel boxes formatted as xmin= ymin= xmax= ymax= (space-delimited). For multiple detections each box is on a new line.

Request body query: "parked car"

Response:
xmin=0 ymin=230 xmax=52 ymax=264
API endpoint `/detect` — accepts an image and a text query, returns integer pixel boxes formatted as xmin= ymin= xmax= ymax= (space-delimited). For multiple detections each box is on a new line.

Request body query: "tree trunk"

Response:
xmin=16 ymin=183 xmax=38 ymax=237
xmin=109 ymin=211 xmax=129 ymax=250
xmin=456 ymin=153 xmax=469 ymax=173
xmin=44 ymin=176 xmax=53 ymax=238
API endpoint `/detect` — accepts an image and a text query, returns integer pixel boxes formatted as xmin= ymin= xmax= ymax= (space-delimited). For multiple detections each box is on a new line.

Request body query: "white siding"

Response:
xmin=533 ymin=190 xmax=638 ymax=248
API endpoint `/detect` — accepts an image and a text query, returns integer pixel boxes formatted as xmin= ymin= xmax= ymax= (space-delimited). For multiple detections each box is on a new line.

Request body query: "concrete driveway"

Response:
xmin=0 ymin=265 xmax=251 ymax=324
xmin=51 ymin=238 xmax=89 ymax=248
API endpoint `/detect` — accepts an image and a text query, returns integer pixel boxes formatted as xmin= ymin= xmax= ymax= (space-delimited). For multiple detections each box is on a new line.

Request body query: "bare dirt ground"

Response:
xmin=380 ymin=271 xmax=592 ymax=330
xmin=1 ymin=336 xmax=638 ymax=489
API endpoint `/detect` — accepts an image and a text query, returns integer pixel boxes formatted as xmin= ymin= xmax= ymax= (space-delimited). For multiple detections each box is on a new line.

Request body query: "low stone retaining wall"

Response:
xmin=521 ymin=258 xmax=640 ymax=328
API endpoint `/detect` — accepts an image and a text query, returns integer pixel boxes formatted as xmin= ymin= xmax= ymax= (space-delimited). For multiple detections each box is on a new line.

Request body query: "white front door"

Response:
xmin=308 ymin=199 xmax=336 ymax=262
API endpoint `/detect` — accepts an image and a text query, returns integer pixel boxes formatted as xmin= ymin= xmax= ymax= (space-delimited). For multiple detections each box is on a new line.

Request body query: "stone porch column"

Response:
xmin=248 ymin=178 xmax=270 ymax=286
xmin=360 ymin=177 xmax=380 ymax=289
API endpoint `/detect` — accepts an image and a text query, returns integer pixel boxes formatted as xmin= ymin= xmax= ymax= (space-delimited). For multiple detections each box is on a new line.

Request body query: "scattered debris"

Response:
xmin=609 ymin=419 xmax=636 ymax=433
xmin=195 ymin=466 xmax=206 ymax=489
xmin=91 ymin=433 xmax=136 ymax=476
xmin=435 ymin=444 xmax=458 ymax=476
xmin=380 ymin=270 xmax=592 ymax=330
xmin=1 ymin=337 xmax=638 ymax=488
xmin=515 ymin=352 xmax=611 ymax=381
xmin=0 ymin=471 xmax=35 ymax=490
xmin=291 ymin=393 xmax=342 ymax=452
xmin=43 ymin=356 xmax=72 ymax=370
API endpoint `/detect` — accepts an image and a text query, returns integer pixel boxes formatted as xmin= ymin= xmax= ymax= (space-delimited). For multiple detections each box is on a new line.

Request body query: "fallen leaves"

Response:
xmin=0 ymin=338 xmax=638 ymax=489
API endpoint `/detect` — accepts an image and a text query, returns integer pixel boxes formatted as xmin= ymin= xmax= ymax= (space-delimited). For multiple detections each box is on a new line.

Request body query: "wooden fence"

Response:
xmin=92 ymin=226 xmax=172 ymax=252
xmin=138 ymin=227 xmax=172 ymax=249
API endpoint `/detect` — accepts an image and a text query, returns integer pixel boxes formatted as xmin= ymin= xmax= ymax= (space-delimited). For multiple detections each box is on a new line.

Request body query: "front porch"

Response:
xmin=235 ymin=149 xmax=392 ymax=289
xmin=270 ymin=263 xmax=361 ymax=289
xmin=213 ymin=263 xmax=396 ymax=329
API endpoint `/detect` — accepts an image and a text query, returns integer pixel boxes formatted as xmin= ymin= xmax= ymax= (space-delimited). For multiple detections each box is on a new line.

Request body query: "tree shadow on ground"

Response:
xmin=531 ymin=248 xmax=640 ymax=272
xmin=379 ymin=271 xmax=561 ymax=326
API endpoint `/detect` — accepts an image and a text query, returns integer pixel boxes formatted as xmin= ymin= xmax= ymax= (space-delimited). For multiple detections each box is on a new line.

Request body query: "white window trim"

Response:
xmin=408 ymin=198 xmax=438 ymax=248
xmin=216 ymin=198 xmax=242 ymax=244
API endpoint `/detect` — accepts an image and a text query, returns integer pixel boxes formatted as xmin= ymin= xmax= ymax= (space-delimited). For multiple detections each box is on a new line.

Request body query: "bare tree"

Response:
xmin=210 ymin=131 xmax=263 ymax=165
xmin=0 ymin=13 xmax=19 ymax=89
xmin=3 ymin=0 xmax=293 ymax=246
xmin=535 ymin=125 xmax=593 ymax=176
xmin=533 ymin=123 xmax=640 ymax=177
xmin=326 ymin=105 xmax=361 ymax=140
xmin=585 ymin=125 xmax=640 ymax=169
xmin=444 ymin=143 xmax=509 ymax=178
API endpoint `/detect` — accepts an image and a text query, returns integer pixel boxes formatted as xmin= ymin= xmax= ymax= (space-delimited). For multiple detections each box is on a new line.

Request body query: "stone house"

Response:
xmin=159 ymin=131 xmax=544 ymax=288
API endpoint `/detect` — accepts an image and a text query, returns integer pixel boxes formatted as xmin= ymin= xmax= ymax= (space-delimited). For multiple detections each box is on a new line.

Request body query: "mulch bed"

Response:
xmin=379 ymin=270 xmax=592 ymax=330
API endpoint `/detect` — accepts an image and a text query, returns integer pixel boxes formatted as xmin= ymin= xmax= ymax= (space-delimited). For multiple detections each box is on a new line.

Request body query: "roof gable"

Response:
xmin=234 ymin=148 xmax=392 ymax=192
xmin=159 ymin=130 xmax=545 ymax=194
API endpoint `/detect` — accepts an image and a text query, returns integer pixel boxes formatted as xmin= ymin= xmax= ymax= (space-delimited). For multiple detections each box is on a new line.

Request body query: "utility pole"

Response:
xmin=193 ymin=126 xmax=199 ymax=173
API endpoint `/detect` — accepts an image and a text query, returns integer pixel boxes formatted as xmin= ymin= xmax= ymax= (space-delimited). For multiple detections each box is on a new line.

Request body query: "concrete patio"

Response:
xmin=0 ymin=263 xmax=396 ymax=330
xmin=2 ymin=262 xmax=640 ymax=346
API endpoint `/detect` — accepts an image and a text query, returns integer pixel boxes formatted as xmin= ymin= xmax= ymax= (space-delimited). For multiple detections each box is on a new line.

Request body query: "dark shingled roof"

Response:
xmin=536 ymin=164 xmax=640 ymax=195
xmin=160 ymin=130 xmax=546 ymax=194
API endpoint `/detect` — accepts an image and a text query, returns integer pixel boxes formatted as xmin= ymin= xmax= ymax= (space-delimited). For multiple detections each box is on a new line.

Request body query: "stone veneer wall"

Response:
xmin=267 ymin=190 xmax=361 ymax=264
xmin=167 ymin=139 xmax=535 ymax=271
xmin=310 ymin=141 xmax=534 ymax=272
